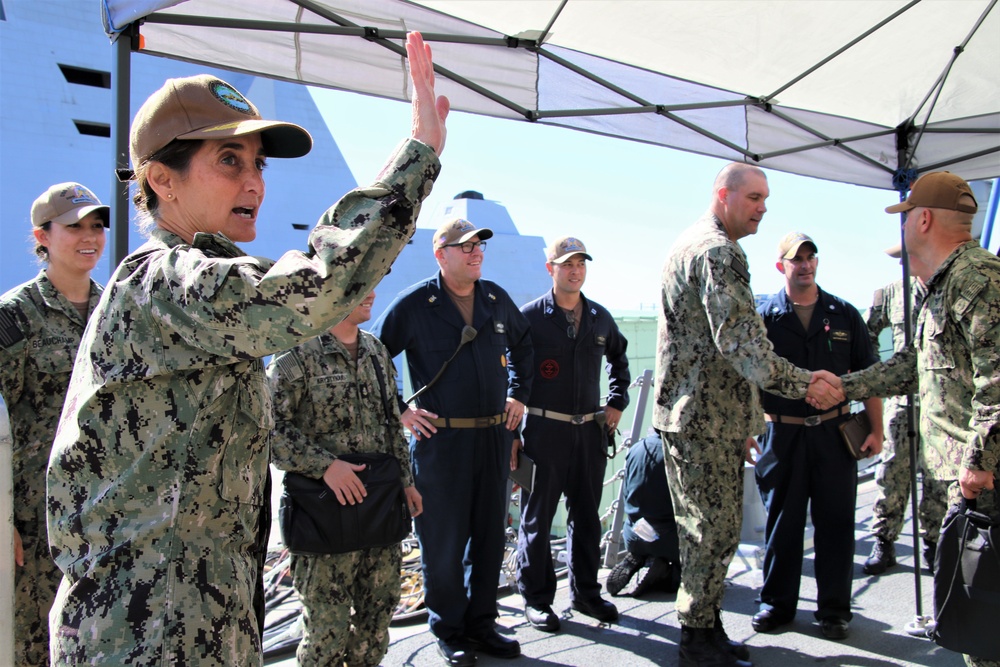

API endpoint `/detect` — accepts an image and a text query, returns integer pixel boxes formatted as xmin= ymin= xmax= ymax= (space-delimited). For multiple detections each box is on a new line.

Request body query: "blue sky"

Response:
xmin=312 ymin=88 xmax=923 ymax=315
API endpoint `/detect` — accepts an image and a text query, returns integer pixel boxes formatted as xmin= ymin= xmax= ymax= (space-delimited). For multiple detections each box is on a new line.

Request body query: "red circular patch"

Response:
xmin=540 ymin=359 xmax=559 ymax=379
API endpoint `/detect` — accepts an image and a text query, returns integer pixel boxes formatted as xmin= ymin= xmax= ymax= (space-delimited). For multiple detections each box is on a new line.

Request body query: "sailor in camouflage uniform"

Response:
xmin=0 ymin=183 xmax=107 ymax=666
xmin=268 ymin=290 xmax=421 ymax=667
xmin=46 ymin=33 xmax=448 ymax=667
xmin=653 ymin=162 xmax=846 ymax=667
xmin=862 ymin=262 xmax=949 ymax=575
xmin=840 ymin=171 xmax=999 ymax=667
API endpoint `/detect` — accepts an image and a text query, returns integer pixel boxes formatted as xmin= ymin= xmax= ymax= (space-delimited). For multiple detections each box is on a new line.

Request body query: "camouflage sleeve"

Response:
xmin=866 ymin=287 xmax=887 ymax=351
xmin=700 ymin=246 xmax=811 ymax=398
xmin=154 ymin=139 xmax=439 ymax=360
xmin=957 ymin=272 xmax=1000 ymax=473
xmin=266 ymin=349 xmax=336 ymax=479
xmin=0 ymin=305 xmax=27 ymax=406
xmin=841 ymin=344 xmax=919 ymax=400
xmin=378 ymin=342 xmax=414 ymax=488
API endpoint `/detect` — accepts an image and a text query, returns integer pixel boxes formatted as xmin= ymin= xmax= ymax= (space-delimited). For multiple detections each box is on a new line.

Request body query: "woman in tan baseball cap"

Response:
xmin=46 ymin=32 xmax=448 ymax=667
xmin=0 ymin=181 xmax=107 ymax=665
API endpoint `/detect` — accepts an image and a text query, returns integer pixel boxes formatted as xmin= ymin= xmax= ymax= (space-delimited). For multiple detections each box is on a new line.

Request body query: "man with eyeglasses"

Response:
xmin=512 ymin=236 xmax=630 ymax=632
xmin=373 ymin=218 xmax=533 ymax=667
xmin=752 ymin=232 xmax=882 ymax=642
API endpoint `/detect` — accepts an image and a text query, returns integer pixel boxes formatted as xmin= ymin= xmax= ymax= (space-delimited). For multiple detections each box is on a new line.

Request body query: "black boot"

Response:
xmin=714 ymin=610 xmax=750 ymax=660
xmin=862 ymin=538 xmax=896 ymax=575
xmin=679 ymin=626 xmax=753 ymax=667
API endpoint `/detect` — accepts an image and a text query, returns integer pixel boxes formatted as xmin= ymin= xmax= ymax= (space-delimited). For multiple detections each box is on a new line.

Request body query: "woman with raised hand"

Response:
xmin=46 ymin=32 xmax=448 ymax=667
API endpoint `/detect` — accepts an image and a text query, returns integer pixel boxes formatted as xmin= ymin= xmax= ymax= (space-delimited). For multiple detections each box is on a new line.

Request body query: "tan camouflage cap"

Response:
xmin=885 ymin=171 xmax=978 ymax=214
xmin=31 ymin=182 xmax=109 ymax=228
xmin=884 ymin=243 xmax=903 ymax=258
xmin=546 ymin=236 xmax=593 ymax=264
xmin=130 ymin=74 xmax=313 ymax=166
xmin=777 ymin=231 xmax=818 ymax=260
xmin=432 ymin=218 xmax=493 ymax=249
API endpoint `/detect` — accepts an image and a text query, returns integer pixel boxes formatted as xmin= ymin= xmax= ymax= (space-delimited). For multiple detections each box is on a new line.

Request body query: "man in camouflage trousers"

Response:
xmin=862 ymin=256 xmax=949 ymax=576
xmin=841 ymin=171 xmax=999 ymax=667
xmin=268 ymin=290 xmax=421 ymax=667
xmin=653 ymin=162 xmax=846 ymax=667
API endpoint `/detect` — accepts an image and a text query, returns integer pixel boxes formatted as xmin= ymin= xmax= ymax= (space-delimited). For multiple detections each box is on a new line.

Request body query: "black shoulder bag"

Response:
xmin=932 ymin=497 xmax=1000 ymax=660
xmin=278 ymin=352 xmax=411 ymax=555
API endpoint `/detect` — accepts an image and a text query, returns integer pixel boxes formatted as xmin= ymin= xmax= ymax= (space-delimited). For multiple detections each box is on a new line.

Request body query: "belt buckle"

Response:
xmin=475 ymin=416 xmax=494 ymax=428
xmin=571 ymin=414 xmax=586 ymax=425
xmin=804 ymin=415 xmax=822 ymax=427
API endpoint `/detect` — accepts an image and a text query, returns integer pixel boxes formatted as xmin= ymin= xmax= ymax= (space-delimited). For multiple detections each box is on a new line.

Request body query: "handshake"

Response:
xmin=806 ymin=370 xmax=845 ymax=410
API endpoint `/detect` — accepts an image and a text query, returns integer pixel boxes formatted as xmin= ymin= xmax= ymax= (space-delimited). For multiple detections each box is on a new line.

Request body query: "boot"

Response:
xmin=606 ymin=552 xmax=644 ymax=596
xmin=714 ymin=610 xmax=750 ymax=661
xmin=679 ymin=626 xmax=753 ymax=667
xmin=862 ymin=538 xmax=896 ymax=575
xmin=923 ymin=541 xmax=936 ymax=574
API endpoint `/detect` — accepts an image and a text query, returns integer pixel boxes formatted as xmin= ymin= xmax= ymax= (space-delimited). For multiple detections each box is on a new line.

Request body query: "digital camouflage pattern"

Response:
xmin=290 ymin=547 xmax=401 ymax=667
xmin=0 ymin=271 xmax=101 ymax=667
xmin=268 ymin=329 xmax=409 ymax=666
xmin=843 ymin=241 xmax=1000 ymax=496
xmin=653 ymin=212 xmax=813 ymax=629
xmin=46 ymin=139 xmax=439 ymax=667
xmin=866 ymin=278 xmax=948 ymax=544
xmin=653 ymin=213 xmax=813 ymax=441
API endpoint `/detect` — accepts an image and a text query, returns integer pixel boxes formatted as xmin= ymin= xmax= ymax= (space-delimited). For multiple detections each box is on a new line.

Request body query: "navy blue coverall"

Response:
xmin=754 ymin=287 xmax=877 ymax=623
xmin=373 ymin=273 xmax=533 ymax=641
xmin=516 ymin=290 xmax=629 ymax=606
xmin=622 ymin=433 xmax=680 ymax=562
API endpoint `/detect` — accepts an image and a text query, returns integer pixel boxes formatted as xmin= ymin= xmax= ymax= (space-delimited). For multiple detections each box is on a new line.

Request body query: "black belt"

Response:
xmin=427 ymin=414 xmax=504 ymax=429
xmin=764 ymin=405 xmax=850 ymax=426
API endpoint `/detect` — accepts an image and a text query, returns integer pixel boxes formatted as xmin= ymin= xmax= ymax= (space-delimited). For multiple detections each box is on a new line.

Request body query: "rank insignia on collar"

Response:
xmin=428 ymin=295 xmax=437 ymax=303
xmin=494 ymin=322 xmax=506 ymax=334
xmin=596 ymin=335 xmax=606 ymax=345
xmin=545 ymin=306 xmax=553 ymax=315
xmin=590 ymin=308 xmax=597 ymax=316
xmin=488 ymin=292 xmax=497 ymax=301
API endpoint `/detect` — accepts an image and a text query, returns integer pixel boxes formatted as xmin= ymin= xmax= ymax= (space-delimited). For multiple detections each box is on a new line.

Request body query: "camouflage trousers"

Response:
xmin=869 ymin=403 xmax=949 ymax=545
xmin=15 ymin=530 xmax=60 ymax=667
xmin=292 ymin=545 xmax=402 ymax=667
xmin=660 ymin=433 xmax=743 ymax=628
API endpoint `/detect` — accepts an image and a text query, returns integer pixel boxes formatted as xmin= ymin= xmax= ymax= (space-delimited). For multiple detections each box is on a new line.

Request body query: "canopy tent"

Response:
xmin=104 ymin=0 xmax=999 ymax=192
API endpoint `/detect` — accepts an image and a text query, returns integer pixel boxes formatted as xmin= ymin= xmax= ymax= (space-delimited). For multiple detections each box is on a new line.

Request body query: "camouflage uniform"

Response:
xmin=653 ymin=212 xmax=813 ymax=629
xmin=866 ymin=279 xmax=949 ymax=545
xmin=0 ymin=271 xmax=101 ymax=667
xmin=842 ymin=241 xmax=1000 ymax=667
xmin=46 ymin=139 xmax=439 ymax=667
xmin=267 ymin=329 xmax=412 ymax=667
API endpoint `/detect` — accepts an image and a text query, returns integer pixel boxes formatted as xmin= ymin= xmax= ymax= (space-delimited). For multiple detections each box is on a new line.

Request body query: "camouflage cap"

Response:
xmin=884 ymin=243 xmax=902 ymax=259
xmin=885 ymin=171 xmax=978 ymax=214
xmin=546 ymin=236 xmax=593 ymax=264
xmin=432 ymin=218 xmax=493 ymax=249
xmin=777 ymin=231 xmax=817 ymax=260
xmin=31 ymin=182 xmax=109 ymax=228
xmin=130 ymin=74 xmax=313 ymax=166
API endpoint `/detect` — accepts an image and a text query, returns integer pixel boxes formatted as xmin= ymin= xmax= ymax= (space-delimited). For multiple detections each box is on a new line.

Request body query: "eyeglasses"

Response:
xmin=445 ymin=241 xmax=487 ymax=253
xmin=565 ymin=309 xmax=577 ymax=340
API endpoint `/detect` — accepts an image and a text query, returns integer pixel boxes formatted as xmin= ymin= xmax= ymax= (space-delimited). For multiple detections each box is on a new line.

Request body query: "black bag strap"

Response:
xmin=404 ymin=325 xmax=478 ymax=404
xmin=369 ymin=350 xmax=395 ymax=429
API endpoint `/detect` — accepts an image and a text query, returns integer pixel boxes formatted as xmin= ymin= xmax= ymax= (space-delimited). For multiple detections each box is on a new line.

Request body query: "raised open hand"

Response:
xmin=407 ymin=32 xmax=450 ymax=155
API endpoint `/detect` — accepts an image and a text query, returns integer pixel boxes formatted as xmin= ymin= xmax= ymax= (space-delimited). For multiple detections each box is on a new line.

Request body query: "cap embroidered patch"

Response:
xmin=211 ymin=81 xmax=254 ymax=115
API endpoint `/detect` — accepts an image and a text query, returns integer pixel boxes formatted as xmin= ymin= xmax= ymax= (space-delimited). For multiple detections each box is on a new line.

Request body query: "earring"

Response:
xmin=166 ymin=193 xmax=173 ymax=199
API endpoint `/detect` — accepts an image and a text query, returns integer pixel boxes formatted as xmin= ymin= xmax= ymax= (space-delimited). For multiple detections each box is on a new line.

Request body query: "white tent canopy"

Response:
xmin=104 ymin=0 xmax=999 ymax=190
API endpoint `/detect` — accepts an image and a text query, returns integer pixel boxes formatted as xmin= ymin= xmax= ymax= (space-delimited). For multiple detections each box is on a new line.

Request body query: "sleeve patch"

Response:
xmin=0 ymin=309 xmax=25 ymax=349
xmin=274 ymin=351 xmax=305 ymax=383
xmin=723 ymin=254 xmax=750 ymax=284
xmin=952 ymin=274 xmax=987 ymax=319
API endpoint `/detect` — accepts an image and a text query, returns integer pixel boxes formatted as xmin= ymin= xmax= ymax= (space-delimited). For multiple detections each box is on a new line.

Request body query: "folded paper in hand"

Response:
xmin=838 ymin=411 xmax=871 ymax=460
xmin=510 ymin=450 xmax=536 ymax=493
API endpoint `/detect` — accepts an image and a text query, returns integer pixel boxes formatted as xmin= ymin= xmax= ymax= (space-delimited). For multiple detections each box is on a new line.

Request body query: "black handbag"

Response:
xmin=279 ymin=452 xmax=411 ymax=555
xmin=932 ymin=497 xmax=1000 ymax=660
xmin=278 ymin=349 xmax=411 ymax=555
